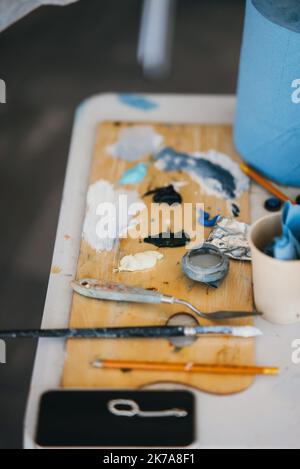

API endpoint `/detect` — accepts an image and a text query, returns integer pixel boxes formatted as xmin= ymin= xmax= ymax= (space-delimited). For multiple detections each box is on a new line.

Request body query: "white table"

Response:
xmin=24 ymin=94 xmax=300 ymax=449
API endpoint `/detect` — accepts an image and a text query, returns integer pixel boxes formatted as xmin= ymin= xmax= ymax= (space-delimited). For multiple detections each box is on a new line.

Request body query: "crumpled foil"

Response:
xmin=0 ymin=0 xmax=79 ymax=32
xmin=206 ymin=217 xmax=251 ymax=261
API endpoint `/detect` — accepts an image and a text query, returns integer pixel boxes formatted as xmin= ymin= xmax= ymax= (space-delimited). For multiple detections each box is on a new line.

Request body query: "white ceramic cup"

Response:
xmin=249 ymin=213 xmax=300 ymax=325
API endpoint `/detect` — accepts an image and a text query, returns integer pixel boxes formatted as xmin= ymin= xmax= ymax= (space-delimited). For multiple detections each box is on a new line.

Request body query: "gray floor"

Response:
xmin=0 ymin=0 xmax=245 ymax=448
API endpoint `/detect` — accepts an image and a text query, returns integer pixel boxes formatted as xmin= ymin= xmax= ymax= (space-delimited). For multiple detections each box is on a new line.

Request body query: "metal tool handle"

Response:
xmin=71 ymin=279 xmax=261 ymax=321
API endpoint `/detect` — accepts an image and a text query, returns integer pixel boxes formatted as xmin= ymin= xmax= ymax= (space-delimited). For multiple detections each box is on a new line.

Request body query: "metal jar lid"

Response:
xmin=181 ymin=243 xmax=229 ymax=289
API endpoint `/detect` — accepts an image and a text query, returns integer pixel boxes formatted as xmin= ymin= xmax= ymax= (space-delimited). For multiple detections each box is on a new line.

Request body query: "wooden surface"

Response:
xmin=62 ymin=122 xmax=255 ymax=395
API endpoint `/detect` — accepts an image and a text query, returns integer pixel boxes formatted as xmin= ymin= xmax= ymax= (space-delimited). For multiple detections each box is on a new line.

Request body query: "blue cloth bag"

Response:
xmin=235 ymin=0 xmax=300 ymax=187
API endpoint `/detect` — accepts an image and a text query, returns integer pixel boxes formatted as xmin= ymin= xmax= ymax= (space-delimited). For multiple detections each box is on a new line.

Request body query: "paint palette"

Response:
xmin=62 ymin=121 xmax=255 ymax=395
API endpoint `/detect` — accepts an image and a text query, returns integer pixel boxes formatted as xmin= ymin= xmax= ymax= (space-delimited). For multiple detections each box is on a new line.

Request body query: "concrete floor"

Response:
xmin=0 ymin=0 xmax=245 ymax=448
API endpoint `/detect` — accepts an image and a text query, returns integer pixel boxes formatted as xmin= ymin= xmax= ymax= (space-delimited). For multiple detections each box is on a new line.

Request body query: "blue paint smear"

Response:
xmin=119 ymin=162 xmax=148 ymax=185
xmin=155 ymin=147 xmax=237 ymax=200
xmin=118 ymin=94 xmax=158 ymax=111
xmin=198 ymin=210 xmax=220 ymax=227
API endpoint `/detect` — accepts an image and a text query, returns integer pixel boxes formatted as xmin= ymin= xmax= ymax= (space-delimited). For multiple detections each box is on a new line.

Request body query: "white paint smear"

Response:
xmin=107 ymin=125 xmax=163 ymax=161
xmin=118 ymin=251 xmax=164 ymax=272
xmin=83 ymin=180 xmax=146 ymax=252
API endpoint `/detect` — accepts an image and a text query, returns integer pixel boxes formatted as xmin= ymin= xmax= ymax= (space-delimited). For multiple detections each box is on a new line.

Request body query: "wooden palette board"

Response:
xmin=62 ymin=121 xmax=255 ymax=395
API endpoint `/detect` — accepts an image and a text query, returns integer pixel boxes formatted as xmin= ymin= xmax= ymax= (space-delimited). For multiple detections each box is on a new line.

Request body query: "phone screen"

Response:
xmin=36 ymin=390 xmax=196 ymax=448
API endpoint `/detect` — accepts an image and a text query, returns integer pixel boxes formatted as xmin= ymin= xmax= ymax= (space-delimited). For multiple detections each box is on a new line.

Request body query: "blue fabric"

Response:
xmin=273 ymin=202 xmax=300 ymax=260
xmin=252 ymin=0 xmax=300 ymax=34
xmin=235 ymin=0 xmax=300 ymax=187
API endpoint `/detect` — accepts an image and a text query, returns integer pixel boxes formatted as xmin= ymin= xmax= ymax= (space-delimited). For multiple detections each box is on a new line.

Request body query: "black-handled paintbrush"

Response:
xmin=0 ymin=325 xmax=262 ymax=340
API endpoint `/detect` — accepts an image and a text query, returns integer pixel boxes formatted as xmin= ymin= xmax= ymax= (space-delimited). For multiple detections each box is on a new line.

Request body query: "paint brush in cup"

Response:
xmin=240 ymin=162 xmax=296 ymax=205
xmin=91 ymin=359 xmax=278 ymax=376
xmin=0 ymin=325 xmax=262 ymax=340
xmin=71 ymin=279 xmax=262 ymax=321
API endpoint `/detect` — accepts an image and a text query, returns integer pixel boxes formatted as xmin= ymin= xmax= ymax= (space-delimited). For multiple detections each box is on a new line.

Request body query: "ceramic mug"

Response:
xmin=249 ymin=213 xmax=300 ymax=325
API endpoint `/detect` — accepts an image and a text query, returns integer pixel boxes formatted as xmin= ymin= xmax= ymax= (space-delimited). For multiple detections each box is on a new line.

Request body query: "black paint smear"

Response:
xmin=144 ymin=184 xmax=182 ymax=205
xmin=231 ymin=203 xmax=240 ymax=218
xmin=144 ymin=231 xmax=190 ymax=248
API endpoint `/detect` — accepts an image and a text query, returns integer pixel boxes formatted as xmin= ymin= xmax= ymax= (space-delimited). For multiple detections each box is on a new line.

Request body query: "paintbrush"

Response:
xmin=0 ymin=325 xmax=262 ymax=340
xmin=91 ymin=359 xmax=278 ymax=376
xmin=71 ymin=279 xmax=262 ymax=321
xmin=240 ymin=162 xmax=296 ymax=205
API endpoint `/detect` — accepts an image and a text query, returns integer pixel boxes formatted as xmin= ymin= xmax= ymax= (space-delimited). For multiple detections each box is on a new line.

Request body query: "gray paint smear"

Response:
xmin=107 ymin=126 xmax=163 ymax=161
xmin=155 ymin=147 xmax=249 ymax=200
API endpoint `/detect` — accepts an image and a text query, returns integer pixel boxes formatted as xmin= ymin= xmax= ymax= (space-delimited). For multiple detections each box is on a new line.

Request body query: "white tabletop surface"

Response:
xmin=24 ymin=94 xmax=300 ymax=449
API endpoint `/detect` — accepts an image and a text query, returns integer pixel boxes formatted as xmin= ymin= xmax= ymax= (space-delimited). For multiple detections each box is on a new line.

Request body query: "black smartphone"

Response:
xmin=36 ymin=389 xmax=196 ymax=448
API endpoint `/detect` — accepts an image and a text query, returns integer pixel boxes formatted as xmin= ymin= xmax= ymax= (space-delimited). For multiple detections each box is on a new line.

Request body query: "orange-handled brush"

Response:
xmin=240 ymin=162 xmax=296 ymax=205
xmin=91 ymin=359 xmax=279 ymax=376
